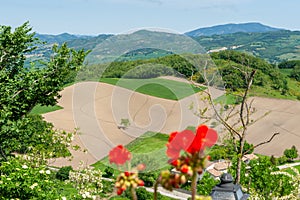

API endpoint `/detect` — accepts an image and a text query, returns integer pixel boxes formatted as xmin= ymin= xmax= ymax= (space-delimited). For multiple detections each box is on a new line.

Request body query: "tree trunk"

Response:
xmin=236 ymin=137 xmax=245 ymax=184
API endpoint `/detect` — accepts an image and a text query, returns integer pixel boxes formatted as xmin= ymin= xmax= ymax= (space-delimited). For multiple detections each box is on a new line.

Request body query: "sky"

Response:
xmin=1 ymin=0 xmax=300 ymax=35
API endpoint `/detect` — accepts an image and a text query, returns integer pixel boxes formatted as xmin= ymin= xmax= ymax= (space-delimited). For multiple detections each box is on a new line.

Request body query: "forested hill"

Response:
xmin=185 ymin=22 xmax=282 ymax=37
xmin=35 ymin=33 xmax=111 ymax=50
xmin=35 ymin=33 xmax=93 ymax=44
xmin=26 ymin=34 xmax=111 ymax=65
xmin=194 ymin=30 xmax=300 ymax=63
xmin=210 ymin=51 xmax=288 ymax=92
xmin=30 ymin=29 xmax=300 ymax=64
xmin=81 ymin=50 xmax=295 ymax=97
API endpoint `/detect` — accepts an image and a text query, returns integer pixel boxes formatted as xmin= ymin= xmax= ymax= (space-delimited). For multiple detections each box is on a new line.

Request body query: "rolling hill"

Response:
xmin=194 ymin=30 xmax=300 ymax=63
xmin=185 ymin=22 xmax=283 ymax=37
xmin=26 ymin=23 xmax=300 ymax=64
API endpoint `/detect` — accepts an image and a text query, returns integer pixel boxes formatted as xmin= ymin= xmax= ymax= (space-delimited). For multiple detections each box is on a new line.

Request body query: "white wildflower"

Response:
xmin=22 ymin=165 xmax=28 ymax=169
xmin=29 ymin=183 xmax=38 ymax=190
xmin=84 ymin=191 xmax=91 ymax=198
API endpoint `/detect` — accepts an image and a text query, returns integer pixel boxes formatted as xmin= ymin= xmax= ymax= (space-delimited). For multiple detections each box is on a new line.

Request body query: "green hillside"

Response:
xmin=78 ymin=50 xmax=300 ymax=100
xmin=27 ymin=29 xmax=300 ymax=66
xmin=195 ymin=30 xmax=300 ymax=63
xmin=185 ymin=22 xmax=282 ymax=37
xmin=211 ymin=51 xmax=300 ymax=99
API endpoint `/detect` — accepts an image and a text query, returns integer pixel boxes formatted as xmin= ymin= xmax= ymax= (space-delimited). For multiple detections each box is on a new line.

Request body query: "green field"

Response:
xmin=100 ymin=78 xmax=205 ymax=100
xmin=92 ymin=132 xmax=169 ymax=171
xmin=280 ymin=68 xmax=293 ymax=77
xmin=214 ymin=93 xmax=242 ymax=105
xmin=30 ymin=104 xmax=63 ymax=115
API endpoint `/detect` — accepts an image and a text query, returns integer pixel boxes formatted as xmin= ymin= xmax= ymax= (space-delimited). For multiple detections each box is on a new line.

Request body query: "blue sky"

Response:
xmin=1 ymin=0 xmax=299 ymax=35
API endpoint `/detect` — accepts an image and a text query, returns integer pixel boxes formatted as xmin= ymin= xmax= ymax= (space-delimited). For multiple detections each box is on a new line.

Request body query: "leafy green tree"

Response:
xmin=284 ymin=145 xmax=299 ymax=161
xmin=211 ymin=50 xmax=288 ymax=92
xmin=197 ymin=173 xmax=220 ymax=195
xmin=0 ymin=22 xmax=88 ymax=157
xmin=278 ymin=60 xmax=300 ymax=69
xmin=209 ymin=140 xmax=253 ymax=161
xmin=229 ymin=156 xmax=295 ymax=199
xmin=290 ymin=65 xmax=300 ymax=81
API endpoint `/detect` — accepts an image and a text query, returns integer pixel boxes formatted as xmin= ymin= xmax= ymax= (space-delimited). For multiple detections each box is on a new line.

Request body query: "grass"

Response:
xmin=214 ymin=93 xmax=242 ymax=105
xmin=279 ymin=68 xmax=293 ymax=77
xmin=248 ymin=69 xmax=300 ymax=100
xmin=30 ymin=104 xmax=63 ymax=115
xmin=59 ymin=182 xmax=80 ymax=197
xmin=126 ymin=132 xmax=168 ymax=153
xmin=250 ymin=83 xmax=300 ymax=100
xmin=92 ymin=132 xmax=170 ymax=171
xmin=100 ymin=78 xmax=205 ymax=100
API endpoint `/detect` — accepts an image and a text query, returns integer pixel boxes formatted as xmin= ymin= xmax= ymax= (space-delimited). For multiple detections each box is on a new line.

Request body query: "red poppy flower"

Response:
xmin=166 ymin=130 xmax=194 ymax=160
xmin=109 ymin=145 xmax=132 ymax=166
xmin=187 ymin=125 xmax=218 ymax=154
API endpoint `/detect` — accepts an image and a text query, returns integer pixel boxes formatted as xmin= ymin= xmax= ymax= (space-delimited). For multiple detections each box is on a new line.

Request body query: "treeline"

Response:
xmin=78 ymin=50 xmax=298 ymax=95
xmin=278 ymin=60 xmax=300 ymax=81
xmin=211 ymin=50 xmax=288 ymax=93
xmin=195 ymin=30 xmax=300 ymax=63
xmin=79 ymin=54 xmax=197 ymax=80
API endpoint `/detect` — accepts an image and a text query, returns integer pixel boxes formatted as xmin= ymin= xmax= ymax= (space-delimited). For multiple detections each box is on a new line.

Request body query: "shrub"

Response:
xmin=103 ymin=166 xmax=114 ymax=178
xmin=284 ymin=146 xmax=299 ymax=162
xmin=136 ymin=187 xmax=153 ymax=200
xmin=56 ymin=166 xmax=73 ymax=181
xmin=138 ymin=171 xmax=159 ymax=187
xmin=277 ymin=155 xmax=288 ymax=165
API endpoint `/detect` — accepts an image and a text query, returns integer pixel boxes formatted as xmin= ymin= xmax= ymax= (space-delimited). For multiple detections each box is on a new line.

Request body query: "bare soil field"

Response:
xmin=246 ymin=97 xmax=300 ymax=157
xmin=43 ymin=81 xmax=300 ymax=168
xmin=43 ymin=81 xmax=204 ymax=168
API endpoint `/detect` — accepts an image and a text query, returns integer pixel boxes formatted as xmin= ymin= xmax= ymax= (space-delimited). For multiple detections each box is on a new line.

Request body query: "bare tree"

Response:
xmin=194 ymin=58 xmax=279 ymax=184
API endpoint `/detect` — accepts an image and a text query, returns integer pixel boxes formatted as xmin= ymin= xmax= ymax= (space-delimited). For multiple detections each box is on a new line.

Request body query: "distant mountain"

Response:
xmin=86 ymin=30 xmax=206 ymax=64
xmin=185 ymin=22 xmax=284 ymax=37
xmin=26 ymin=33 xmax=112 ymax=67
xmin=195 ymin=30 xmax=300 ymax=63
xmin=67 ymin=34 xmax=112 ymax=50
xmin=26 ymin=23 xmax=300 ymax=65
xmin=35 ymin=33 xmax=94 ymax=44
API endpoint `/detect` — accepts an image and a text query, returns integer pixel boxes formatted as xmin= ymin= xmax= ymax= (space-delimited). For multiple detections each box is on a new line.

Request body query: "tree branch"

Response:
xmin=200 ymin=60 xmax=242 ymax=139
xmin=243 ymin=132 xmax=280 ymax=155
xmin=240 ymin=70 xmax=256 ymax=129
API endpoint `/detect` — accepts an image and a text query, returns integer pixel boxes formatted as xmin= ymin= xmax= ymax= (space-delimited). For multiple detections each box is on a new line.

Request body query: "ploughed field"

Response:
xmin=43 ymin=78 xmax=300 ymax=167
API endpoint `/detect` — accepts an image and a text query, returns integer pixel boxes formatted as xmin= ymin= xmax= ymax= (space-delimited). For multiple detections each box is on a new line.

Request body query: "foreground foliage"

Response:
xmin=108 ymin=125 xmax=217 ymax=200
xmin=229 ymin=156 xmax=298 ymax=199
xmin=0 ymin=157 xmax=81 ymax=199
xmin=0 ymin=22 xmax=87 ymax=157
xmin=68 ymin=162 xmax=103 ymax=199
